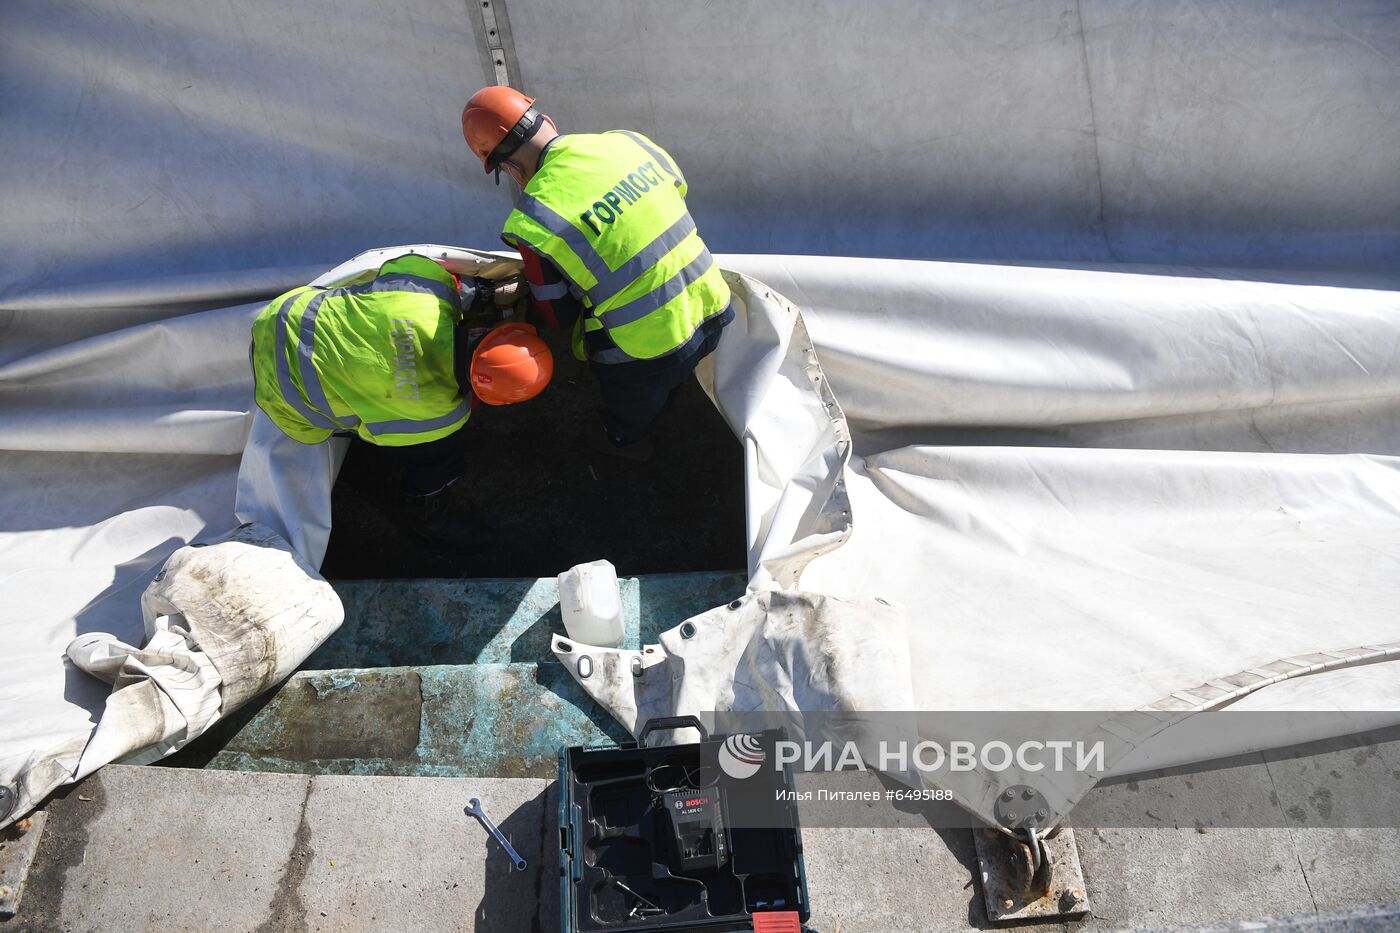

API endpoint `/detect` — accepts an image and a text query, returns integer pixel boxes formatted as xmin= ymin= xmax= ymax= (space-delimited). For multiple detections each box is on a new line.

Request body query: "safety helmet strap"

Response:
xmin=486 ymin=106 xmax=543 ymax=169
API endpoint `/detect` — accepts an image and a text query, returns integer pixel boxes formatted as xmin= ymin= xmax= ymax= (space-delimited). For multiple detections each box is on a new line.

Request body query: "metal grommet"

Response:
xmin=727 ymin=599 xmax=743 ymax=611
xmin=557 ymin=640 xmax=573 ymax=653
xmin=680 ymin=622 xmax=697 ymax=639
xmin=577 ymin=655 xmax=593 ymax=679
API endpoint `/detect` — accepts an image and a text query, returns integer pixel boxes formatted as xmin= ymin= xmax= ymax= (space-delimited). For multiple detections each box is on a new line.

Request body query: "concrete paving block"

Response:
xmin=799 ymin=825 xmax=980 ymax=933
xmin=296 ymin=774 xmax=554 ymax=933
xmin=0 ymin=812 xmax=47 ymax=916
xmin=1258 ymin=732 xmax=1400 ymax=912
xmin=1074 ymin=825 xmax=1316 ymax=928
xmin=1071 ymin=760 xmax=1316 ymax=926
xmin=1073 ymin=754 xmax=1285 ymax=832
xmin=1282 ymin=828 xmax=1400 ymax=913
xmin=1262 ymin=730 xmax=1400 ymax=830
xmin=14 ymin=766 xmax=312 ymax=933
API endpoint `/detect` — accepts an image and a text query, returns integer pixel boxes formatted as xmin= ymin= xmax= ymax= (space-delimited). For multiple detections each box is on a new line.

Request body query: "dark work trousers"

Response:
xmin=390 ymin=429 xmax=470 ymax=497
xmin=376 ymin=318 xmax=477 ymax=498
xmin=592 ymin=307 xmax=733 ymax=445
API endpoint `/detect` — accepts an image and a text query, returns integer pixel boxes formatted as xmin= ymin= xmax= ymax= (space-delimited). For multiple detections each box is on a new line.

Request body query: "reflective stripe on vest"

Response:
xmin=596 ymin=247 xmax=714 ymax=328
xmin=513 ymin=193 xmax=614 ymax=294
xmin=273 ymin=291 xmax=343 ymax=431
xmin=363 ymin=400 xmax=470 ymax=437
xmin=617 ymin=130 xmax=683 ymax=189
xmin=589 ymin=212 xmax=696 ymax=307
xmin=529 ymin=279 xmax=571 ymax=301
xmin=515 ymin=197 xmax=702 ymax=314
xmin=275 ymin=273 xmax=458 ymax=432
xmin=255 ymin=262 xmax=468 ymax=446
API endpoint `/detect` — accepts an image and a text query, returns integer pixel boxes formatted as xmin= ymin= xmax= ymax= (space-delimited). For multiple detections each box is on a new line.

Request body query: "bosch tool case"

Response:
xmin=558 ymin=717 xmax=809 ymax=933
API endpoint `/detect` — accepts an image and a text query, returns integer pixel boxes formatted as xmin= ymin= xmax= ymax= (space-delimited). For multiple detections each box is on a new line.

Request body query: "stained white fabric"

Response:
xmin=553 ymin=590 xmax=913 ymax=741
xmin=9 ymin=519 xmax=344 ymax=824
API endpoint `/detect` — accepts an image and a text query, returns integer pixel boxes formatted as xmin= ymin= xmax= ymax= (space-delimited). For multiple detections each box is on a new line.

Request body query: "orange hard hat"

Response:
xmin=469 ymin=322 xmax=553 ymax=405
xmin=462 ymin=86 xmax=538 ymax=173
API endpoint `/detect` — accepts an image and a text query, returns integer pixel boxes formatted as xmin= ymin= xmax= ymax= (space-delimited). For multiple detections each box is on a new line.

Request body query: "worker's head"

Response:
xmin=461 ymin=86 xmax=558 ymax=187
xmin=468 ymin=322 xmax=554 ymax=406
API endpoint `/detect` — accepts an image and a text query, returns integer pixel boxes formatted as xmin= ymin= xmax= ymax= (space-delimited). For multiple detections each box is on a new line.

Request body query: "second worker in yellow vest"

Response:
xmin=462 ymin=86 xmax=732 ymax=462
xmin=249 ymin=254 xmax=552 ymax=551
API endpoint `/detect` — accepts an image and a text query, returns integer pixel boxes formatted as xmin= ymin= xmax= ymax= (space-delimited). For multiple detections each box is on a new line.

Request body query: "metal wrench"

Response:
xmin=464 ymin=797 xmax=528 ymax=870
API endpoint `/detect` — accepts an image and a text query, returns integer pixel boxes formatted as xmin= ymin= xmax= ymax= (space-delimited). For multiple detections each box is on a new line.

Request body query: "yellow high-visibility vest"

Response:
xmin=250 ymin=254 xmax=469 ymax=446
xmin=501 ymin=131 xmax=729 ymax=363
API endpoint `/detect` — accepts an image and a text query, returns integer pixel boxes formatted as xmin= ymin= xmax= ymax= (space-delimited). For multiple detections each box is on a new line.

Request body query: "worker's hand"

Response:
xmin=492 ymin=277 xmax=523 ymax=308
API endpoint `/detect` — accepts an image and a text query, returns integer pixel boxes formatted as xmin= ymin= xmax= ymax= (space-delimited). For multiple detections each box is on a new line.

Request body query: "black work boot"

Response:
xmin=396 ymin=483 xmax=490 ymax=551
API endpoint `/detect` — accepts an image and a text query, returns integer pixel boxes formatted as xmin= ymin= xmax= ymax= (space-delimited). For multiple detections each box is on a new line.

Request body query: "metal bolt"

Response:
xmin=1002 ymin=898 xmax=1015 ymax=910
xmin=1036 ymin=808 xmax=1048 ymax=820
xmin=1003 ymin=788 xmax=1015 ymax=800
xmin=1022 ymin=789 xmax=1035 ymax=800
xmin=1005 ymin=812 xmax=1017 ymax=823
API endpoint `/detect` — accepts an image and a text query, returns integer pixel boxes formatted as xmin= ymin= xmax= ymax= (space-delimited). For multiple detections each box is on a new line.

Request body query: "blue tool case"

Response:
xmin=557 ymin=717 xmax=809 ymax=932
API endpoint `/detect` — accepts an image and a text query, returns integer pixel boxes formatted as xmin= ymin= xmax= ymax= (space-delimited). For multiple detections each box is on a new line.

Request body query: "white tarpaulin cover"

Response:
xmin=3 ymin=0 xmax=1399 ymax=827
xmin=553 ymin=264 xmax=1400 ymax=826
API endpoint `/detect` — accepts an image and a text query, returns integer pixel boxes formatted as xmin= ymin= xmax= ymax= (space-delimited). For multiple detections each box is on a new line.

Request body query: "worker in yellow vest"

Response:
xmin=461 ymin=86 xmax=732 ymax=461
xmin=249 ymin=252 xmax=553 ymax=549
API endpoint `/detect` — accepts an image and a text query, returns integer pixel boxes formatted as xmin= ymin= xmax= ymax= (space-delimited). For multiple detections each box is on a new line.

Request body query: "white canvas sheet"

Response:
xmin=720 ymin=255 xmax=1400 ymax=713
xmin=4 ymin=0 xmax=1399 ymax=828
xmin=5 ymin=252 xmax=1400 ymax=827
xmin=556 ymin=262 xmax=1400 ymax=826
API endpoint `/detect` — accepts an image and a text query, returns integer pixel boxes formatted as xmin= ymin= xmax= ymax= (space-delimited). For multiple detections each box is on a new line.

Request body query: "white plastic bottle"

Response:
xmin=557 ymin=559 xmax=625 ymax=648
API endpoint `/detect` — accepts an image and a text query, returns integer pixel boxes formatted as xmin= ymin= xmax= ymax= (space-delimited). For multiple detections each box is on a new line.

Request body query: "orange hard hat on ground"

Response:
xmin=469 ymin=322 xmax=553 ymax=405
xmin=462 ymin=86 xmax=537 ymax=173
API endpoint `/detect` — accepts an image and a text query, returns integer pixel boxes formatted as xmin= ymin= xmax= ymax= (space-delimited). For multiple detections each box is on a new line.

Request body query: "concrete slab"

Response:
xmin=1065 ymin=741 xmax=1400 ymax=930
xmin=296 ymin=775 xmax=554 ymax=933
xmin=1263 ymin=729 xmax=1400 ymax=831
xmin=1261 ymin=732 xmax=1400 ymax=912
xmin=1286 ymin=829 xmax=1400 ymax=914
xmin=800 ymin=825 xmax=981 ymax=932
xmin=1071 ymin=760 xmax=1316 ymax=927
xmin=1074 ymin=826 xmax=1317 ymax=929
xmin=7 ymin=754 xmax=1400 ymax=931
xmin=0 ymin=812 xmax=47 ymax=916
xmin=6 ymin=767 xmax=555 ymax=933
xmin=7 ymin=767 xmax=312 ymax=933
